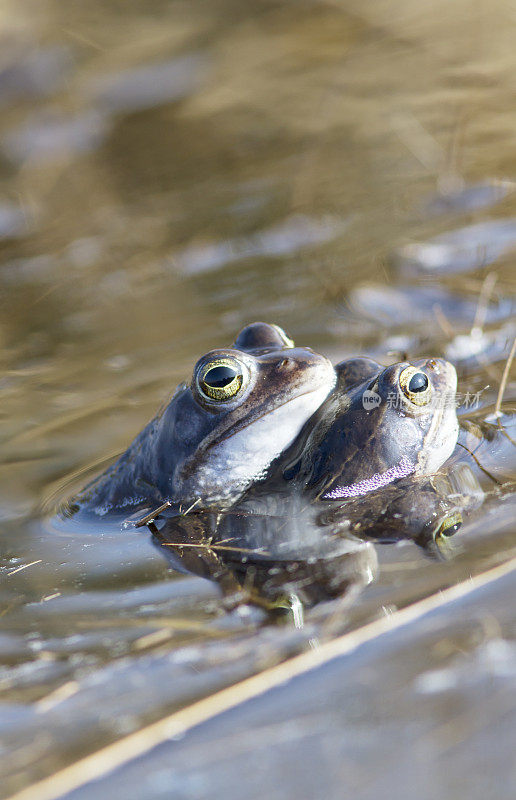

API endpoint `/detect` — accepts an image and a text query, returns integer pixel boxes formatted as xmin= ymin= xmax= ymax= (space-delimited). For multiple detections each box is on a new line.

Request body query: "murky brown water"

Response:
xmin=1 ymin=1 xmax=515 ymax=798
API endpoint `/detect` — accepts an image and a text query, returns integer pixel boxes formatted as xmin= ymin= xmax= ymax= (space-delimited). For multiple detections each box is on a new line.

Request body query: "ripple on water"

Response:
xmin=396 ymin=218 xmax=516 ymax=275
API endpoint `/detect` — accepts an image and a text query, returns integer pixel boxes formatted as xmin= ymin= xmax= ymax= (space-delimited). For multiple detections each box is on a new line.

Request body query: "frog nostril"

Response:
xmin=426 ymin=358 xmax=440 ymax=373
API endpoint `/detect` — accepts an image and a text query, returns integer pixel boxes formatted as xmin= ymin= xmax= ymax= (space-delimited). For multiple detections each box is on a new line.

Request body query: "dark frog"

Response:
xmin=280 ymin=355 xmax=459 ymax=499
xmin=67 ymin=323 xmax=336 ymax=519
xmin=229 ymin=353 xmax=474 ymax=552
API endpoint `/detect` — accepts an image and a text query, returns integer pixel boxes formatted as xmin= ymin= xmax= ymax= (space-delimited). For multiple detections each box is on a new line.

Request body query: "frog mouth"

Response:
xmin=202 ymin=365 xmax=337 ymax=450
xmin=215 ymin=381 xmax=336 ymax=449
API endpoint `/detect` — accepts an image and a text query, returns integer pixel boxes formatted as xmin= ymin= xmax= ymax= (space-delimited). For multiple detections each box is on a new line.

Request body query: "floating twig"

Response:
xmin=161 ymin=541 xmax=270 ymax=557
xmin=433 ymin=303 xmax=455 ymax=338
xmin=7 ymin=560 xmax=42 ymax=576
xmin=456 ymin=442 xmax=502 ymax=485
xmin=494 ymin=336 xmax=516 ymax=421
xmin=134 ymin=501 xmax=172 ymax=528
xmin=472 ymin=272 xmax=497 ymax=333
xmin=180 ymin=498 xmax=201 ymax=516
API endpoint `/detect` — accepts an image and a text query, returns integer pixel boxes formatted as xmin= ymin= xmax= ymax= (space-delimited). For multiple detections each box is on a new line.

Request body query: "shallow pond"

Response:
xmin=1 ymin=2 xmax=515 ymax=798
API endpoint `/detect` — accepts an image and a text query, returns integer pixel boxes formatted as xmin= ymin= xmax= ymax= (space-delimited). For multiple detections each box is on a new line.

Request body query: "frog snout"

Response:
xmin=278 ymin=357 xmax=296 ymax=371
xmin=424 ymin=357 xmax=457 ymax=394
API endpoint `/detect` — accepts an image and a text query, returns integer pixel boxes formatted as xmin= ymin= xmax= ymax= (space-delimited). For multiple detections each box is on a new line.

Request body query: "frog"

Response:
xmin=147 ymin=350 xmax=475 ymax=608
xmin=67 ymin=322 xmax=337 ymax=520
xmin=188 ymin=352 xmax=475 ymax=557
xmin=276 ymin=355 xmax=460 ymax=500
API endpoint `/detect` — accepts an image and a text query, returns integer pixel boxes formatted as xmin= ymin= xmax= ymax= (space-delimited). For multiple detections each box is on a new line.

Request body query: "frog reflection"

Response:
xmin=146 ymin=464 xmax=475 ymax=615
xmin=149 ymin=508 xmax=378 ymax=614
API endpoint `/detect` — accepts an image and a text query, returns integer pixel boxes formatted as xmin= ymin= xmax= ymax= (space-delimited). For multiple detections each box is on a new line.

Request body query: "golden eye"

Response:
xmin=437 ymin=512 xmax=462 ymax=538
xmin=399 ymin=366 xmax=432 ymax=406
xmin=197 ymin=359 xmax=245 ymax=401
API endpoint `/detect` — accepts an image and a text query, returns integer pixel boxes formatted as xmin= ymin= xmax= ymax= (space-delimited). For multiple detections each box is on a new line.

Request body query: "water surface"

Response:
xmin=1 ymin=1 xmax=515 ymax=797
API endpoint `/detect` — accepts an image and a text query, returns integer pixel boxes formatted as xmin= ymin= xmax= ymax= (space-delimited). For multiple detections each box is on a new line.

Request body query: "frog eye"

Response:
xmin=437 ymin=512 xmax=462 ymax=538
xmin=399 ymin=366 xmax=432 ymax=406
xmin=197 ymin=358 xmax=245 ymax=401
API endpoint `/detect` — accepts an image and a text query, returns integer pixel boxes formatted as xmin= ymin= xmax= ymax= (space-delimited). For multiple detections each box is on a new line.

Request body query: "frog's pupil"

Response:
xmin=442 ymin=521 xmax=461 ymax=537
xmin=204 ymin=365 xmax=238 ymax=388
xmin=408 ymin=372 xmax=428 ymax=393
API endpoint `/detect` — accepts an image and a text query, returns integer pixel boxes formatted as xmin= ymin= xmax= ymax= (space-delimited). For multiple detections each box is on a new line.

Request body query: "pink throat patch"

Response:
xmin=323 ymin=456 xmax=415 ymax=500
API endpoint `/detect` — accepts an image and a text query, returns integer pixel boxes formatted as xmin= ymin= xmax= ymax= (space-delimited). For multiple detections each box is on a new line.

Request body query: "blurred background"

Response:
xmin=1 ymin=1 xmax=516 ymax=796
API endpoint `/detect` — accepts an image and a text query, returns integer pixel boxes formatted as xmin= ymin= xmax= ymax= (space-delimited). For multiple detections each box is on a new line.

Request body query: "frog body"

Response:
xmin=69 ymin=323 xmax=336 ymax=518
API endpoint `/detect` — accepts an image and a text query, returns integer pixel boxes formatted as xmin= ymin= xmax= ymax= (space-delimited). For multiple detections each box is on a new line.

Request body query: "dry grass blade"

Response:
xmin=432 ymin=303 xmax=455 ymax=337
xmin=472 ymin=271 xmax=497 ymax=332
xmin=7 ymin=560 xmax=42 ymax=576
xmin=6 ymin=557 xmax=516 ymax=800
xmin=135 ymin=501 xmax=172 ymax=528
xmin=494 ymin=336 xmax=516 ymax=420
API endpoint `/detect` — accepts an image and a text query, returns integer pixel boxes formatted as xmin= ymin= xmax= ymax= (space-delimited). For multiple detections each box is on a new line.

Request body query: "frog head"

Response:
xmin=74 ymin=323 xmax=336 ymax=516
